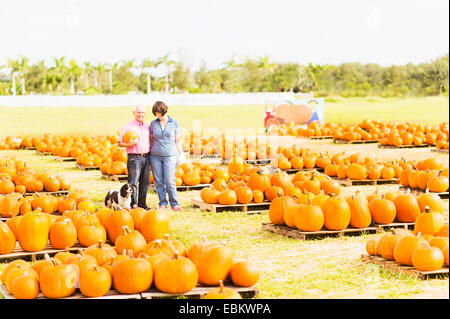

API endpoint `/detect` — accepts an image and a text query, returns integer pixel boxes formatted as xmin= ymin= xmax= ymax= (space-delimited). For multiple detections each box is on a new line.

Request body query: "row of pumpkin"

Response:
xmin=268 ymin=186 xmax=448 ymax=232
xmin=0 ymin=233 xmax=259 ymax=299
xmin=365 ymin=229 xmax=449 ymax=272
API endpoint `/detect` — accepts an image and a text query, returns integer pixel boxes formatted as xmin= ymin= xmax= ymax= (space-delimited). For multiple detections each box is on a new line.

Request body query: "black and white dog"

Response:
xmin=104 ymin=183 xmax=134 ymax=211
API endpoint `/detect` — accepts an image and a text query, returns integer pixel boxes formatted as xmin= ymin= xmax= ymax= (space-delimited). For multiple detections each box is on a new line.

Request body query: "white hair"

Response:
xmin=133 ymin=105 xmax=147 ymax=113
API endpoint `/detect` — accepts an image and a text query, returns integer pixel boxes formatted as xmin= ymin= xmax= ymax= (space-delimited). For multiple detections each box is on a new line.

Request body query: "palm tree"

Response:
xmin=8 ymin=56 xmax=29 ymax=95
xmin=104 ymin=62 xmax=119 ymax=93
xmin=53 ymin=57 xmax=67 ymax=94
xmin=67 ymin=59 xmax=82 ymax=94
xmin=140 ymin=58 xmax=163 ymax=94
xmin=257 ymin=56 xmax=275 ymax=77
xmin=83 ymin=61 xmax=93 ymax=89
xmin=159 ymin=53 xmax=175 ymax=93
xmin=93 ymin=61 xmax=105 ymax=92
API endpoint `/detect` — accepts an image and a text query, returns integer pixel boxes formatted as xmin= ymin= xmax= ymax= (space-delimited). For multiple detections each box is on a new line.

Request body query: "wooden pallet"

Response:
xmin=431 ymin=148 xmax=449 ymax=154
xmin=0 ymin=284 xmax=141 ymax=299
xmin=140 ymin=283 xmax=259 ymax=299
xmin=332 ymin=177 xmax=399 ymax=186
xmin=55 ymin=156 xmax=77 ymax=162
xmin=19 ymin=146 xmax=36 ymax=150
xmin=76 ymin=163 xmax=100 ymax=171
xmin=261 ymin=222 xmax=414 ymax=241
xmin=0 ymin=283 xmax=258 ymax=300
xmin=23 ymin=190 xmax=70 ymax=197
xmin=399 ymin=186 xmax=449 ymax=199
xmin=309 ymin=136 xmax=334 ymax=140
xmin=191 ymin=197 xmax=270 ymax=214
xmin=149 ymin=183 xmax=211 ymax=192
xmin=360 ymin=254 xmax=449 ymax=280
xmin=282 ymin=167 xmax=324 ymax=174
xmin=0 ymin=242 xmax=84 ymax=262
xmin=221 ymin=158 xmax=272 ymax=165
xmin=333 ymin=139 xmax=379 ymax=144
xmin=35 ymin=151 xmax=53 ymax=156
xmin=378 ymin=144 xmax=433 ymax=149
xmin=101 ymin=174 xmax=128 ymax=182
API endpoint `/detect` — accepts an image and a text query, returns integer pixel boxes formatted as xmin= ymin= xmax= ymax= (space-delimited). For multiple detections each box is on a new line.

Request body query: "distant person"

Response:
xmin=149 ymin=101 xmax=183 ymax=211
xmin=118 ymin=105 xmax=151 ymax=209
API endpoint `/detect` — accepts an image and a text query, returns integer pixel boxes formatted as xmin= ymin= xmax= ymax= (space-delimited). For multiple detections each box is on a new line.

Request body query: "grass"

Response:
xmin=0 ymin=96 xmax=448 ymax=138
xmin=0 ymin=96 xmax=449 ymax=299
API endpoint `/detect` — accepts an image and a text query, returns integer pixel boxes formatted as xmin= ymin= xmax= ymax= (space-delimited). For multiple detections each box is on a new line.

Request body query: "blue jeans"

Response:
xmin=150 ymin=155 xmax=179 ymax=208
xmin=127 ymin=154 xmax=151 ymax=208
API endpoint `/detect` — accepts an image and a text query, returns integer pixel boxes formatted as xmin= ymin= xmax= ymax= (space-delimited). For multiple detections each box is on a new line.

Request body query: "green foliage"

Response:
xmin=0 ymin=54 xmax=448 ymax=96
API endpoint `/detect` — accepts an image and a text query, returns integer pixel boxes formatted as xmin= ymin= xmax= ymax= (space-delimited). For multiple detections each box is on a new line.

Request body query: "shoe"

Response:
xmin=159 ymin=206 xmax=167 ymax=210
xmin=172 ymin=206 xmax=181 ymax=211
xmin=139 ymin=206 xmax=150 ymax=210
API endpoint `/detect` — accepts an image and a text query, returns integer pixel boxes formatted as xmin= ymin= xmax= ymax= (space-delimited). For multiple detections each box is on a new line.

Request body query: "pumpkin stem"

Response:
xmin=218 ymin=280 xmax=225 ymax=294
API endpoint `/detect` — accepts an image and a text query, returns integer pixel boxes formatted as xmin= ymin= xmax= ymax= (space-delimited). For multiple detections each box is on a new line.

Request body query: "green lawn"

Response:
xmin=0 ymin=96 xmax=448 ymax=138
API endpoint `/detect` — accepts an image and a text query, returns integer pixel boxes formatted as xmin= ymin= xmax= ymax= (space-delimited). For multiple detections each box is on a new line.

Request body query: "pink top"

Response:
xmin=119 ymin=119 xmax=150 ymax=154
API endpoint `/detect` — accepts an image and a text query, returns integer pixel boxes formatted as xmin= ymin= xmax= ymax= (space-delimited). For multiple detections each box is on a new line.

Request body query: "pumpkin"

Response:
xmin=115 ymin=225 xmax=147 ymax=257
xmin=5 ymin=265 xmax=38 ymax=294
xmin=49 ymin=218 xmax=77 ymax=249
xmin=246 ymin=169 xmax=271 ymax=193
xmin=294 ymin=199 xmax=324 ymax=232
xmin=413 ymin=207 xmax=446 ymax=236
xmin=79 ymin=264 xmax=112 ymax=297
xmin=112 ymin=253 xmax=153 ymax=294
xmin=346 ymin=164 xmax=368 ymax=180
xmin=79 ymin=224 xmax=107 ymax=247
xmin=377 ymin=233 xmax=400 ymax=260
xmin=104 ymin=209 xmax=134 ymax=243
xmin=140 ymin=209 xmax=170 ymax=242
xmin=393 ymin=191 xmax=421 ymax=223
xmin=187 ymin=235 xmax=221 ymax=265
xmin=426 ymin=174 xmax=449 ymax=193
xmin=129 ymin=206 xmax=148 ymax=231
xmin=32 ymin=253 xmax=62 ymax=277
xmin=57 ymin=196 xmax=77 ymax=214
xmin=429 ymin=237 xmax=449 ymax=253
xmin=0 ymin=220 xmax=16 ymax=255
xmin=411 ymin=242 xmax=444 ymax=271
xmin=154 ymin=252 xmax=198 ymax=294
xmin=203 ymin=280 xmax=241 ymax=299
xmin=366 ymin=238 xmax=378 ymax=256
xmin=417 ymin=189 xmax=444 ymax=213
xmin=346 ymin=193 xmax=371 ymax=228
xmin=235 ymin=186 xmax=253 ymax=204
xmin=84 ymin=240 xmax=117 ymax=266
xmin=229 ymin=259 xmax=260 ymax=287
xmin=393 ymin=234 xmax=427 ymax=266
xmin=142 ymin=238 xmax=176 ymax=258
xmin=196 ymin=242 xmax=233 ymax=286
xmin=17 ymin=209 xmax=49 ymax=252
xmin=321 ymin=195 xmax=351 ymax=231
xmin=163 ymin=234 xmax=187 ymax=257
xmin=268 ymin=193 xmax=295 ymax=225
xmin=218 ymin=189 xmax=237 ymax=205
xmin=320 ymin=178 xmax=340 ymax=196
xmin=10 ymin=274 xmax=39 ymax=299
xmin=252 ymin=190 xmax=264 ymax=203
xmin=39 ymin=261 xmax=78 ymax=298
xmin=369 ymin=197 xmax=397 ymax=224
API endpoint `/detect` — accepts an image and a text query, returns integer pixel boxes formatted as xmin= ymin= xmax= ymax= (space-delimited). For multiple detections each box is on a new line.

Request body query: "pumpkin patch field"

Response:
xmin=0 ymin=96 xmax=448 ymax=299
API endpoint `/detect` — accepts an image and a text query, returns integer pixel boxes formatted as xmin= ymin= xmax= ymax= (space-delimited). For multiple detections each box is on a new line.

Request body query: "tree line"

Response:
xmin=0 ymin=53 xmax=448 ymax=97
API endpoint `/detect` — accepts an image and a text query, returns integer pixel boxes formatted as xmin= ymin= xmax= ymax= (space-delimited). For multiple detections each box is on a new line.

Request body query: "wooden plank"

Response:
xmin=332 ymin=177 xmax=399 ymax=186
xmin=76 ymin=163 xmax=100 ymax=171
xmin=282 ymin=167 xmax=324 ymax=174
xmin=333 ymin=139 xmax=379 ymax=144
xmin=261 ymin=222 xmax=414 ymax=241
xmin=149 ymin=183 xmax=211 ymax=192
xmin=23 ymin=190 xmax=70 ymax=197
xmin=101 ymin=174 xmax=128 ymax=182
xmin=360 ymin=254 xmax=449 ymax=280
xmin=35 ymin=151 xmax=53 ymax=156
xmin=378 ymin=144 xmax=433 ymax=149
xmin=309 ymin=136 xmax=334 ymax=140
xmin=0 ymin=284 xmax=141 ymax=299
xmin=0 ymin=242 xmax=84 ymax=262
xmin=191 ymin=198 xmax=270 ymax=214
xmin=140 ymin=283 xmax=258 ymax=299
xmin=431 ymin=148 xmax=449 ymax=154
xmin=399 ymin=186 xmax=449 ymax=199
xmin=19 ymin=146 xmax=36 ymax=150
xmin=55 ymin=156 xmax=77 ymax=162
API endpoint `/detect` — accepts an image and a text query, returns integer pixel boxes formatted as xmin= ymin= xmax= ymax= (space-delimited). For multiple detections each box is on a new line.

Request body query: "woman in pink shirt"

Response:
xmin=118 ymin=105 xmax=151 ymax=209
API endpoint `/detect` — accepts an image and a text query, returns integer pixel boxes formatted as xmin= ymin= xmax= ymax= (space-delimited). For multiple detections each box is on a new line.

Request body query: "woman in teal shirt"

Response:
xmin=149 ymin=101 xmax=183 ymax=210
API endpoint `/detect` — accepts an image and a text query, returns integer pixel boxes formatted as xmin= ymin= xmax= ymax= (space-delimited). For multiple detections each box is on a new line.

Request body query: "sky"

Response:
xmin=0 ymin=0 xmax=448 ymax=74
